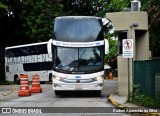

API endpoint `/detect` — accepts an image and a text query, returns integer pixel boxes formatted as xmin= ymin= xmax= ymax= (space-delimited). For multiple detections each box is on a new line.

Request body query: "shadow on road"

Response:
xmin=57 ymin=91 xmax=102 ymax=98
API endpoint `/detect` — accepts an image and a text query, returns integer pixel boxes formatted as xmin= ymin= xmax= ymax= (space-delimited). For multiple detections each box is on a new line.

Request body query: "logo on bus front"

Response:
xmin=75 ymin=76 xmax=81 ymax=78
xmin=95 ymin=42 xmax=100 ymax=46
xmin=56 ymin=42 xmax=61 ymax=46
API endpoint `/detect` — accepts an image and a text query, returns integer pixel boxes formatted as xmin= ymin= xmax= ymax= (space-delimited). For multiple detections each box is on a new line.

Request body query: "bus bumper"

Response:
xmin=52 ymin=79 xmax=103 ymax=91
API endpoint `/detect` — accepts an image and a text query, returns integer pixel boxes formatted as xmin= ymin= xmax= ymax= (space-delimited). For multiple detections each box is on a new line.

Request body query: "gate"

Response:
xmin=134 ymin=60 xmax=160 ymax=98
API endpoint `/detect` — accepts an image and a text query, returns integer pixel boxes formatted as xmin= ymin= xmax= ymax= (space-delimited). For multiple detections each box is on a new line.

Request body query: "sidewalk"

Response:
xmin=108 ymin=93 xmax=160 ymax=115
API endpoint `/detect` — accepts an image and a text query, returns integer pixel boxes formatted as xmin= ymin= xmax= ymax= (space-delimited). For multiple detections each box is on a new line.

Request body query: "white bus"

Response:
xmin=48 ymin=16 xmax=109 ymax=95
xmin=5 ymin=42 xmax=53 ymax=84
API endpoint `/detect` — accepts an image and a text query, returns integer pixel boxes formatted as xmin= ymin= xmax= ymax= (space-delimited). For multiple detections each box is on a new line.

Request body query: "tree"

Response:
xmin=104 ymin=32 xmax=118 ymax=70
xmin=146 ymin=0 xmax=160 ymax=57
xmin=61 ymin=0 xmax=106 ymax=16
xmin=0 ymin=2 xmax=7 ymax=10
xmin=20 ymin=0 xmax=63 ymax=43
xmin=1 ymin=0 xmax=25 ymax=47
xmin=96 ymin=0 xmax=130 ymax=17
xmin=139 ymin=0 xmax=160 ymax=57
xmin=0 ymin=2 xmax=8 ymax=81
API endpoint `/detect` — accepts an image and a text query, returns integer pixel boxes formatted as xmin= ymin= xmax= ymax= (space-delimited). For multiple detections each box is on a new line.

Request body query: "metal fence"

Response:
xmin=134 ymin=60 xmax=160 ymax=98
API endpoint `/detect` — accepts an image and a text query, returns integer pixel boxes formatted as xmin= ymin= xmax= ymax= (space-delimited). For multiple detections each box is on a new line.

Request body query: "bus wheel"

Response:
xmin=49 ymin=73 xmax=52 ymax=82
xmin=14 ymin=76 xmax=20 ymax=85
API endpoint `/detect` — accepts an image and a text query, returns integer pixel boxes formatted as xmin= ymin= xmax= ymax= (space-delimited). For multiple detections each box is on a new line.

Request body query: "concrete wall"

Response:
xmin=135 ymin=30 xmax=150 ymax=60
xmin=106 ymin=11 xmax=150 ymax=96
xmin=106 ymin=12 xmax=148 ymax=31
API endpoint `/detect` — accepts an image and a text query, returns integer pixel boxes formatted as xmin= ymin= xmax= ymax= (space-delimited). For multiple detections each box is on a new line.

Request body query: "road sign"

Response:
xmin=122 ymin=39 xmax=133 ymax=58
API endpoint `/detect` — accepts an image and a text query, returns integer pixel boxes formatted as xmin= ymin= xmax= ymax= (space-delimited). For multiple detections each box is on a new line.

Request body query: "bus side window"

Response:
xmin=36 ymin=44 xmax=47 ymax=54
xmin=21 ymin=47 xmax=31 ymax=56
xmin=35 ymin=45 xmax=41 ymax=55
xmin=14 ymin=48 xmax=21 ymax=57
xmin=5 ymin=50 xmax=14 ymax=58
xmin=6 ymin=66 xmax=9 ymax=72
xmin=5 ymin=50 xmax=9 ymax=57
xmin=30 ymin=46 xmax=37 ymax=55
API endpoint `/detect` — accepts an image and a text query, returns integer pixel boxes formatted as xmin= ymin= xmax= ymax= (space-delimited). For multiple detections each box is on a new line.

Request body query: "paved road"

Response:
xmin=0 ymin=79 xmax=130 ymax=115
xmin=0 ymin=80 xmax=117 ymax=106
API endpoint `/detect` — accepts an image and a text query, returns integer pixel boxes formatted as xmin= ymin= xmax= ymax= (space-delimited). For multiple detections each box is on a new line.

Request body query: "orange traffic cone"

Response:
xmin=108 ymin=71 xmax=113 ymax=80
xmin=18 ymin=74 xmax=31 ymax=96
xmin=30 ymin=74 xmax=42 ymax=93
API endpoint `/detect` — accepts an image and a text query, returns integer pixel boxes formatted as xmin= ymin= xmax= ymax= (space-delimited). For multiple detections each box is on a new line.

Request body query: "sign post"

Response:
xmin=122 ymin=39 xmax=133 ymax=102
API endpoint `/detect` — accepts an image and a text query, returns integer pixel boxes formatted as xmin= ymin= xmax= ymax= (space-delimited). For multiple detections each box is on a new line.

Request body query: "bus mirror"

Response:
xmin=102 ymin=18 xmax=109 ymax=26
xmin=105 ymin=39 xmax=109 ymax=54
xmin=47 ymin=39 xmax=52 ymax=54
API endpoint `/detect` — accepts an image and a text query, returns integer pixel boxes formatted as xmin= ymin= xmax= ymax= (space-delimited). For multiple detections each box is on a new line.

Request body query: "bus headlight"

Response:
xmin=54 ymin=76 xmax=61 ymax=81
xmin=96 ymin=76 xmax=103 ymax=81
xmin=92 ymin=76 xmax=103 ymax=81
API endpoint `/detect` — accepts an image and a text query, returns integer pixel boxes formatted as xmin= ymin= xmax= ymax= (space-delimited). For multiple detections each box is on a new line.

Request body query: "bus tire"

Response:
xmin=14 ymin=75 xmax=20 ymax=85
xmin=40 ymin=81 xmax=45 ymax=84
xmin=54 ymin=91 xmax=61 ymax=95
xmin=49 ymin=73 xmax=52 ymax=82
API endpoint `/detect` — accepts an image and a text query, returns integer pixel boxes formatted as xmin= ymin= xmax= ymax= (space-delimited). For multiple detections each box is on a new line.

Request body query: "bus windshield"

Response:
xmin=54 ymin=16 xmax=103 ymax=42
xmin=54 ymin=46 xmax=104 ymax=73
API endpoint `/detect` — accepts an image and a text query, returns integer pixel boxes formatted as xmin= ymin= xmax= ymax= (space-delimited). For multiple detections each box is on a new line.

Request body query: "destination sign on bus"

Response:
xmin=53 ymin=40 xmax=104 ymax=47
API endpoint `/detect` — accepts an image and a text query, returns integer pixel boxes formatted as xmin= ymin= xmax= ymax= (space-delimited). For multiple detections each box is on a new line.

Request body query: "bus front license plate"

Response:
xmin=75 ymin=85 xmax=81 ymax=90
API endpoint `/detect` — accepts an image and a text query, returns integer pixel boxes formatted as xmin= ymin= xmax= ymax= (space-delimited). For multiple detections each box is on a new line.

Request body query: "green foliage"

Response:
xmin=0 ymin=2 xmax=7 ymax=10
xmin=104 ymin=38 xmax=118 ymax=70
xmin=147 ymin=0 xmax=160 ymax=57
xmin=96 ymin=0 xmax=130 ymax=17
xmin=20 ymin=0 xmax=63 ymax=42
xmin=61 ymin=0 xmax=130 ymax=17
xmin=61 ymin=0 xmax=105 ymax=16
xmin=140 ymin=0 xmax=160 ymax=57
xmin=105 ymin=38 xmax=118 ymax=61
xmin=104 ymin=0 xmax=129 ymax=12
xmin=0 ymin=0 xmax=26 ymax=47
xmin=140 ymin=0 xmax=149 ymax=11
xmin=103 ymin=21 xmax=118 ymax=69
xmin=130 ymin=84 xmax=160 ymax=108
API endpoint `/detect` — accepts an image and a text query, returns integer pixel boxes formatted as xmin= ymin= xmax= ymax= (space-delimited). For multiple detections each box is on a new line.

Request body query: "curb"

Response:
xmin=108 ymin=94 xmax=160 ymax=115
xmin=108 ymin=94 xmax=127 ymax=109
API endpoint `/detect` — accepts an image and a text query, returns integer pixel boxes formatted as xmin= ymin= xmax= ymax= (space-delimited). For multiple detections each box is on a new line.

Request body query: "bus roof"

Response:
xmin=5 ymin=41 xmax=48 ymax=49
xmin=55 ymin=16 xmax=101 ymax=20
